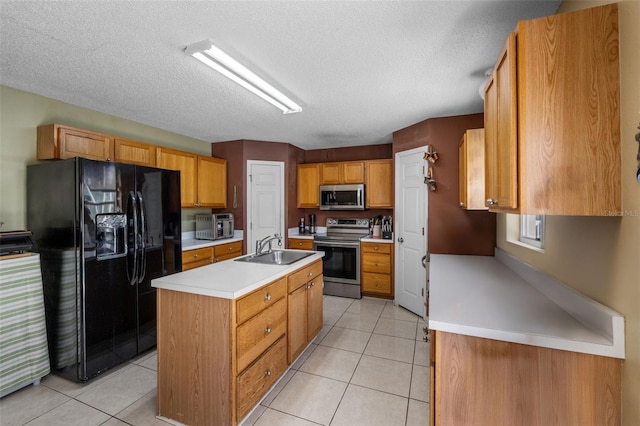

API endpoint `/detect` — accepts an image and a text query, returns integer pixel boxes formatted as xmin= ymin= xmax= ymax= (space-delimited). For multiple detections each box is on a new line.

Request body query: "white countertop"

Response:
xmin=429 ymin=250 xmax=625 ymax=359
xmin=182 ymin=236 xmax=243 ymax=251
xmin=361 ymin=236 xmax=394 ymax=244
xmin=152 ymin=250 xmax=324 ymax=299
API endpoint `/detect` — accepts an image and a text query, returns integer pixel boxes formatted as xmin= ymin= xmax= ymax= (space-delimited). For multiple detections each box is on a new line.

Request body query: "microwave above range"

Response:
xmin=195 ymin=213 xmax=234 ymax=240
xmin=319 ymin=184 xmax=366 ymax=211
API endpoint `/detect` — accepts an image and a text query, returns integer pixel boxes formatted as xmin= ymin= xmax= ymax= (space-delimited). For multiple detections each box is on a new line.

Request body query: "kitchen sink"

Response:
xmin=234 ymin=250 xmax=314 ymax=265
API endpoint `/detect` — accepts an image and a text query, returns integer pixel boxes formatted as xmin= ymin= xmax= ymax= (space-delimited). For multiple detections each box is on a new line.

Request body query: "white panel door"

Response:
xmin=247 ymin=161 xmax=284 ymax=254
xmin=394 ymin=147 xmax=427 ymax=317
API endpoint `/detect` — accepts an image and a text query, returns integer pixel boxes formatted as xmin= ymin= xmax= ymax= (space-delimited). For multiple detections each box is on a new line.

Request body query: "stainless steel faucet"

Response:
xmin=255 ymin=233 xmax=282 ymax=255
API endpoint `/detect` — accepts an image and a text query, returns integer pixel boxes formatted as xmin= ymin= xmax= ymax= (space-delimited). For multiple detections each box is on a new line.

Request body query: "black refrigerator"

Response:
xmin=27 ymin=157 xmax=182 ymax=382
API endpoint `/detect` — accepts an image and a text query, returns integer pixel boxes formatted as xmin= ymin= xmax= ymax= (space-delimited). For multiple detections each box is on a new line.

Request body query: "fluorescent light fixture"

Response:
xmin=185 ymin=39 xmax=302 ymax=114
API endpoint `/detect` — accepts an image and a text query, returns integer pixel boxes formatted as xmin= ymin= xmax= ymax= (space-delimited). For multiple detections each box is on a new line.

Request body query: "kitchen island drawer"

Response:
xmin=214 ymin=241 xmax=243 ymax=259
xmin=236 ymin=298 xmax=286 ymax=372
xmin=287 ymin=260 xmax=323 ymax=293
xmin=288 ymin=238 xmax=314 ymax=250
xmin=236 ymin=277 xmax=286 ymax=324
xmin=236 ymin=336 xmax=287 ymax=420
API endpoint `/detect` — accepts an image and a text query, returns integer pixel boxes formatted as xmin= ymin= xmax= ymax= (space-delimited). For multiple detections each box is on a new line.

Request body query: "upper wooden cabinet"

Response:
xmin=197 ymin=156 xmax=227 ymax=208
xmin=484 ymin=3 xmax=620 ymax=215
xmin=37 ymin=124 xmax=113 ymax=161
xmin=114 ymin=137 xmax=156 ymax=167
xmin=366 ymin=159 xmax=393 ymax=209
xmin=320 ymin=161 xmax=365 ymax=184
xmin=157 ymin=148 xmax=227 ymax=208
xmin=297 ymin=163 xmax=321 ymax=208
xmin=459 ymin=129 xmax=487 ymax=210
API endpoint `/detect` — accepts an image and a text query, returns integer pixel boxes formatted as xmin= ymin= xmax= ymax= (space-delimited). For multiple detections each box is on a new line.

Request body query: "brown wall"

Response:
xmin=392 ymin=113 xmax=496 ymax=255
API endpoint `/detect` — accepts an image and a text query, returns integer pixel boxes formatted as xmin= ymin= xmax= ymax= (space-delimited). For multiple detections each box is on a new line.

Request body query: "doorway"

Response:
xmin=394 ymin=147 xmax=428 ymax=317
xmin=246 ymin=161 xmax=285 ymax=254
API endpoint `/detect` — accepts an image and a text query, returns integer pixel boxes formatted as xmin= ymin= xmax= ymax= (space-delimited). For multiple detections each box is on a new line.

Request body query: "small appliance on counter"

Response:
xmin=196 ymin=213 xmax=234 ymax=240
xmin=0 ymin=230 xmax=33 ymax=257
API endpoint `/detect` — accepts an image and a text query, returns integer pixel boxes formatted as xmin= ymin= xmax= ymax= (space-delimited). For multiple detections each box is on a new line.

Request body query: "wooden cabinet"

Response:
xmin=458 ymin=129 xmax=487 ymax=210
xmin=197 ymin=156 xmax=227 ymax=208
xmin=181 ymin=247 xmax=214 ymax=271
xmin=213 ymin=241 xmax=243 ymax=262
xmin=157 ymin=148 xmax=227 ymax=208
xmin=287 ymin=260 xmax=323 ymax=363
xmin=431 ymin=330 xmax=621 ymax=425
xmin=320 ymin=161 xmax=365 ymax=184
xmin=365 ymin=159 xmax=393 ymax=208
xmin=484 ymin=4 xmax=620 ymax=215
xmin=114 ymin=137 xmax=156 ymax=167
xmin=37 ymin=124 xmax=113 ymax=161
xmin=297 ymin=164 xmax=321 ymax=208
xmin=288 ymin=238 xmax=314 ymax=250
xmin=361 ymin=241 xmax=393 ymax=298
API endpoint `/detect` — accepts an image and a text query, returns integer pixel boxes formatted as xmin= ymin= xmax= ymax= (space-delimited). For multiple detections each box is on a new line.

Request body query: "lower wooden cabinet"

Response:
xmin=157 ymin=259 xmax=323 ymax=425
xmin=361 ymin=241 xmax=394 ymax=298
xmin=431 ymin=330 xmax=621 ymax=426
xmin=288 ymin=238 xmax=314 ymax=250
xmin=287 ymin=260 xmax=323 ymax=363
xmin=214 ymin=241 xmax=243 ymax=262
xmin=181 ymin=247 xmax=213 ymax=271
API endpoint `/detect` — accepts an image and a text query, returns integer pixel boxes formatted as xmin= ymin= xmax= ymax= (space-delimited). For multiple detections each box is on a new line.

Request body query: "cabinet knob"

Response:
xmin=459 ymin=201 xmax=465 ymax=207
xmin=298 ymin=242 xmax=303 ymax=246
xmin=228 ymin=247 xmax=232 ymax=251
xmin=486 ymin=198 xmax=497 ymax=206
xmin=265 ymin=327 xmax=271 ymax=334
xmin=374 ymin=246 xmax=379 ymax=251
xmin=310 ymin=281 xmax=315 ymax=287
xmin=308 ymin=272 xmax=313 ymax=277
xmin=193 ymin=253 xmax=198 ymax=258
xmin=265 ymin=370 xmax=272 ymax=377
xmin=215 ymin=257 xmax=220 ymax=262
xmin=264 ymin=293 xmax=271 ymax=301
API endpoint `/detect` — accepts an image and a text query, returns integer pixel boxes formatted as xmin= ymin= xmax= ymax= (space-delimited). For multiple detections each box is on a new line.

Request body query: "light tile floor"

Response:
xmin=0 ymin=296 xmax=430 ymax=426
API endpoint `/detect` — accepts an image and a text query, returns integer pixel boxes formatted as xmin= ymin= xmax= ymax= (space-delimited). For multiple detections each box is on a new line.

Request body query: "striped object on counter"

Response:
xmin=0 ymin=253 xmax=50 ymax=397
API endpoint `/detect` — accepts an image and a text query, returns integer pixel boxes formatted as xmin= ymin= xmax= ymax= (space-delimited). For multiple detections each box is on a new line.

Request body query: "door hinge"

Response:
xmin=249 ymin=174 xmax=252 ymax=182
xmin=422 ymin=227 xmax=425 ymax=235
xmin=422 ymin=288 xmax=424 ymax=296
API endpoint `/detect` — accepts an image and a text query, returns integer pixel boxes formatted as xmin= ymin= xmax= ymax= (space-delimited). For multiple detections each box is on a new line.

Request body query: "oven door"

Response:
xmin=313 ymin=239 xmax=360 ymax=285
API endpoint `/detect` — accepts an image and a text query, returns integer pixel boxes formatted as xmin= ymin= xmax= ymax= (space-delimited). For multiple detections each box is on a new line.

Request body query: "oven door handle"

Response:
xmin=313 ymin=240 xmax=362 ymax=248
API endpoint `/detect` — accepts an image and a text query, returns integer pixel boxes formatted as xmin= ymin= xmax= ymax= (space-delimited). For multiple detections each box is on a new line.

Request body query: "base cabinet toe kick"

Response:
xmin=156 ymin=258 xmax=323 ymax=426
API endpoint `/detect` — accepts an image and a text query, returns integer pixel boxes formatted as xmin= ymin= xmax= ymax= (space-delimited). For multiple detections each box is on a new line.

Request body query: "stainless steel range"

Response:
xmin=313 ymin=217 xmax=370 ymax=299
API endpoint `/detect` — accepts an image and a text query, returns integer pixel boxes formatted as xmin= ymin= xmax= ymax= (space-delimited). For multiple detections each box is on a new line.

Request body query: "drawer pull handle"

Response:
xmin=265 ymin=327 xmax=272 ymax=334
xmin=264 ymin=293 xmax=271 ymax=301
xmin=307 ymin=272 xmax=313 ymax=277
xmin=228 ymin=247 xmax=232 ymax=251
xmin=193 ymin=254 xmax=198 ymax=258
xmin=265 ymin=370 xmax=272 ymax=377
xmin=298 ymin=242 xmax=303 ymax=246
xmin=374 ymin=246 xmax=379 ymax=250
xmin=310 ymin=281 xmax=315 ymax=287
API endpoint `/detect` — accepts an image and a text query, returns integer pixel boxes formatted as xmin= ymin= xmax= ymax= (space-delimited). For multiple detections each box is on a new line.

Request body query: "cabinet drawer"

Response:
xmin=287 ymin=260 xmax=322 ymax=293
xmin=236 ymin=336 xmax=287 ymax=420
xmin=288 ymin=238 xmax=313 ymax=250
xmin=236 ymin=277 xmax=286 ymax=325
xmin=181 ymin=247 xmax=213 ymax=270
xmin=214 ymin=241 xmax=242 ymax=257
xmin=362 ymin=242 xmax=391 ymax=254
xmin=362 ymin=272 xmax=392 ymax=295
xmin=362 ymin=253 xmax=391 ymax=274
xmin=236 ymin=298 xmax=286 ymax=373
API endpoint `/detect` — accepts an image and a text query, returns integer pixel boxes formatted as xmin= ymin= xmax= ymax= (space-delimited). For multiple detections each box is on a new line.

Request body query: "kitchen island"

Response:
xmin=151 ymin=250 xmax=324 ymax=426
xmin=429 ymin=249 xmax=624 ymax=426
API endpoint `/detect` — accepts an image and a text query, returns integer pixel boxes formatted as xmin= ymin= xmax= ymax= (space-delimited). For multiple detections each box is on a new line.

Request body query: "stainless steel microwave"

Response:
xmin=319 ymin=184 xmax=366 ymax=210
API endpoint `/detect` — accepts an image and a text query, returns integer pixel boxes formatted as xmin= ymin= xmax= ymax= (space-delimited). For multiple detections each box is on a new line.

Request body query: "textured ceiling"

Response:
xmin=0 ymin=1 xmax=560 ymax=149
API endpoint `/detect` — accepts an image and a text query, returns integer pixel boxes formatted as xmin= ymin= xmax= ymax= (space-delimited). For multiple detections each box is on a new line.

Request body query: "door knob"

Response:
xmin=397 ymin=237 xmax=404 ymax=243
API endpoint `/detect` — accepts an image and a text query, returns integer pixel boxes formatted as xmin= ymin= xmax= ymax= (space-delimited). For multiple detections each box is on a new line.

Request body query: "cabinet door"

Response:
xmin=343 ymin=162 xmax=365 ymax=184
xmin=459 ymin=135 xmax=468 ymax=208
xmin=157 ymin=148 xmax=197 ymax=207
xmin=320 ymin=163 xmax=342 ymax=184
xmin=37 ymin=124 xmax=113 ymax=161
xmin=307 ymin=275 xmax=323 ymax=340
xmin=114 ymin=138 xmax=156 ymax=167
xmin=297 ymin=164 xmax=320 ymax=208
xmin=288 ymin=238 xmax=314 ymax=250
xmin=484 ymin=75 xmax=498 ymax=208
xmin=366 ymin=159 xmax=393 ymax=208
xmin=287 ymin=285 xmax=308 ymax=363
xmin=459 ymin=129 xmax=487 ymax=210
xmin=494 ymin=33 xmax=518 ymax=211
xmin=197 ymin=156 xmax=227 ymax=208
xmin=181 ymin=247 xmax=213 ymax=271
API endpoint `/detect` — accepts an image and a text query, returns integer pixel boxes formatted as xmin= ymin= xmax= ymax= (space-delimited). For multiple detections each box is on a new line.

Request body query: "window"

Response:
xmin=519 ymin=215 xmax=544 ymax=249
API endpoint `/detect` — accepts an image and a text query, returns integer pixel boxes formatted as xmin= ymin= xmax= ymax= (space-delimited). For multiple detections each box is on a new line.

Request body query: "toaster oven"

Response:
xmin=195 ymin=214 xmax=234 ymax=240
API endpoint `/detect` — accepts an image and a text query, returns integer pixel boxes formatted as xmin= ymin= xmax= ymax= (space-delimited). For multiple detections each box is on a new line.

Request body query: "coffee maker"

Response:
xmin=308 ymin=214 xmax=316 ymax=234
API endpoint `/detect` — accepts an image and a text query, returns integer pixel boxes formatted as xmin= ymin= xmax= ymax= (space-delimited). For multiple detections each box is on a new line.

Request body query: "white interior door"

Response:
xmin=247 ymin=161 xmax=285 ymax=254
xmin=394 ymin=147 xmax=428 ymax=317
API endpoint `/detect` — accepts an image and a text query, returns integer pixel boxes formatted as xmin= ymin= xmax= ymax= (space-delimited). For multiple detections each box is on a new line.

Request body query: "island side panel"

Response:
xmin=157 ymin=288 xmax=232 ymax=426
xmin=435 ymin=331 xmax=621 ymax=426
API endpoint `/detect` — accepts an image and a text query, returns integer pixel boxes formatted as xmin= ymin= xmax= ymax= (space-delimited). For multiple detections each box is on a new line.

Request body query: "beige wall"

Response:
xmin=0 ymin=86 xmax=213 ymax=232
xmin=496 ymin=2 xmax=640 ymax=424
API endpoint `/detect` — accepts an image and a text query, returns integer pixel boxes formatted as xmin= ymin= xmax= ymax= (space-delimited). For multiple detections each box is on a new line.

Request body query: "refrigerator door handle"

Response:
xmin=127 ymin=191 xmax=139 ymax=285
xmin=136 ymin=191 xmax=147 ymax=283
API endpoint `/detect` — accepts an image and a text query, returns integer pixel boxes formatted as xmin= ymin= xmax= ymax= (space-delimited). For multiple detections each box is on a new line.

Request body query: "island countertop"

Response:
xmin=152 ymin=250 xmax=324 ymax=299
xmin=429 ymin=250 xmax=625 ymax=359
